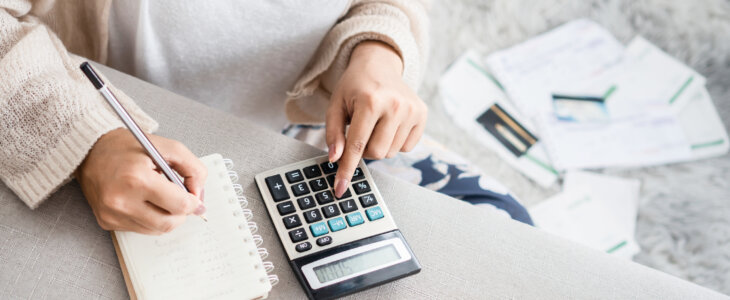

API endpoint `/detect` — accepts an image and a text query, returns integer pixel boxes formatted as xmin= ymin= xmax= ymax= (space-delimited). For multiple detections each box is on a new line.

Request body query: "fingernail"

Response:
xmin=335 ymin=178 xmax=349 ymax=198
xmin=200 ymin=189 xmax=205 ymax=202
xmin=194 ymin=204 xmax=206 ymax=216
xmin=328 ymin=144 xmax=336 ymax=162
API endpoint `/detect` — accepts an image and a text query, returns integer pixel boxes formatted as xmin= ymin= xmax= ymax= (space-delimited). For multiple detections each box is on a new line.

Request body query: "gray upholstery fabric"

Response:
xmin=0 ymin=65 xmax=726 ymax=299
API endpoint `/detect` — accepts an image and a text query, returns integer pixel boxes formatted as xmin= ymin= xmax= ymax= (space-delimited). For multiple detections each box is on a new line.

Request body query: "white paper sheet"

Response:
xmin=438 ymin=51 xmax=558 ymax=187
xmin=485 ymin=19 xmax=625 ymax=118
xmin=530 ymin=171 xmax=641 ymax=258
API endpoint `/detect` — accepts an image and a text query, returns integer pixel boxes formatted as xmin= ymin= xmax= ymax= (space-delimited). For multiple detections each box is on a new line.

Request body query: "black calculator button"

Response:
xmin=303 ymin=165 xmax=322 ymax=178
xmin=283 ymin=214 xmax=302 ymax=229
xmin=316 ymin=236 xmax=332 ymax=246
xmin=321 ymin=204 xmax=341 ymax=218
xmin=291 ymin=182 xmax=310 ymax=196
xmin=289 ymin=228 xmax=308 ymax=243
xmin=277 ymin=201 xmax=296 ymax=215
xmin=352 ymin=180 xmax=371 ymax=194
xmin=303 ymin=209 xmax=323 ymax=223
xmin=336 ymin=188 xmax=352 ymax=200
xmin=285 ymin=170 xmax=304 ymax=183
xmin=297 ymin=196 xmax=316 ymax=210
xmin=359 ymin=194 xmax=377 ymax=207
xmin=320 ymin=161 xmax=338 ymax=174
xmin=315 ymin=191 xmax=334 ymax=205
xmin=295 ymin=241 xmax=312 ymax=252
xmin=265 ymin=175 xmax=290 ymax=202
xmin=352 ymin=168 xmax=365 ymax=181
xmin=339 ymin=199 xmax=358 ymax=213
xmin=309 ymin=178 xmax=327 ymax=192
xmin=326 ymin=174 xmax=335 ymax=187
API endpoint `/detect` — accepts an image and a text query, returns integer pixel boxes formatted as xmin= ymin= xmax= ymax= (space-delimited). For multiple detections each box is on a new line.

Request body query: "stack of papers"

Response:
xmin=530 ymin=171 xmax=641 ymax=258
xmin=438 ymin=51 xmax=558 ymax=187
xmin=484 ymin=19 xmax=728 ymax=171
xmin=439 ymin=19 xmax=728 ymax=178
xmin=437 ymin=19 xmax=728 ymax=258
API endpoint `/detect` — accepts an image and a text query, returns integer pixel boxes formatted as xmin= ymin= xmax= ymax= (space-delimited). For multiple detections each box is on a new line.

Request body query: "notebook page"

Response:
xmin=115 ymin=154 xmax=270 ymax=300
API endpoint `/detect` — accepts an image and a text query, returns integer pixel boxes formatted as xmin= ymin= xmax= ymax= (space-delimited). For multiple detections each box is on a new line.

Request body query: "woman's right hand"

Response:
xmin=76 ymin=128 xmax=207 ymax=235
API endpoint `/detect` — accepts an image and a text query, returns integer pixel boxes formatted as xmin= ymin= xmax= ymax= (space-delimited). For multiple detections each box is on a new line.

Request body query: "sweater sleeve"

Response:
xmin=285 ymin=0 xmax=429 ymax=124
xmin=0 ymin=1 xmax=158 ymax=209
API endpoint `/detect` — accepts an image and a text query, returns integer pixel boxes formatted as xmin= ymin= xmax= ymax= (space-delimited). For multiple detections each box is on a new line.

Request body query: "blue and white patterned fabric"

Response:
xmin=283 ymin=124 xmax=533 ymax=225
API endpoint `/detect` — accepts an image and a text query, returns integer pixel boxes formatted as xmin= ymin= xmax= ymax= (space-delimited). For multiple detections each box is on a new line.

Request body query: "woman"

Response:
xmin=0 ymin=0 xmax=530 ymax=235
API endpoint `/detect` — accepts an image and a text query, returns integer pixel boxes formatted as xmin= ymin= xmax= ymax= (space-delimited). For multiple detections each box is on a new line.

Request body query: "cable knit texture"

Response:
xmin=1 ymin=0 xmax=157 ymax=208
xmin=286 ymin=0 xmax=430 ymax=124
xmin=0 ymin=0 xmax=427 ymax=208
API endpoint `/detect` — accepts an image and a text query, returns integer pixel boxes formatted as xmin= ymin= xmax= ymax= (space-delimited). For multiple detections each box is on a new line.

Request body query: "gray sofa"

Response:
xmin=0 ymin=65 xmax=725 ymax=299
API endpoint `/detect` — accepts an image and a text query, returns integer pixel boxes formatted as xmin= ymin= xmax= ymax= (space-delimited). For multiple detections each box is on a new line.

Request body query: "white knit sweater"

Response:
xmin=0 ymin=0 xmax=428 ymax=208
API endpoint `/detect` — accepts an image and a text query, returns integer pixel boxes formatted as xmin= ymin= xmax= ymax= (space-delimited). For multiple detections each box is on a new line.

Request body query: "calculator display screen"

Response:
xmin=313 ymin=245 xmax=401 ymax=283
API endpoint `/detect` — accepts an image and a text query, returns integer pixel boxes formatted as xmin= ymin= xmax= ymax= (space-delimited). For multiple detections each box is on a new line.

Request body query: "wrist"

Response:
xmin=349 ymin=41 xmax=403 ymax=75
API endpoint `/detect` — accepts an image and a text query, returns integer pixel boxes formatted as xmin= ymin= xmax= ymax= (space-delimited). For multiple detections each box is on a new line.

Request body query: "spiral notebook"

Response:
xmin=111 ymin=154 xmax=278 ymax=299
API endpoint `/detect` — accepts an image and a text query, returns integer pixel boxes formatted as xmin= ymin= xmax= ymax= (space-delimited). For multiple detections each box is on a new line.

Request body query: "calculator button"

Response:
xmin=289 ymin=228 xmax=307 ymax=243
xmin=358 ymin=194 xmax=377 ymax=208
xmin=285 ymin=170 xmax=304 ymax=183
xmin=352 ymin=180 xmax=371 ymax=194
xmin=277 ymin=201 xmax=296 ymax=215
xmin=303 ymin=165 xmax=322 ymax=178
xmin=309 ymin=178 xmax=327 ymax=192
xmin=283 ymin=214 xmax=302 ymax=229
xmin=295 ymin=242 xmax=312 ymax=252
xmin=321 ymin=204 xmax=341 ymax=218
xmin=328 ymin=217 xmax=347 ymax=232
xmin=316 ymin=236 xmax=332 ymax=246
xmin=346 ymin=212 xmax=365 ymax=226
xmin=309 ymin=222 xmax=329 ymax=237
xmin=297 ymin=196 xmax=316 ymax=210
xmin=365 ymin=206 xmax=384 ymax=221
xmin=339 ymin=199 xmax=358 ymax=213
xmin=291 ymin=182 xmax=310 ymax=196
xmin=335 ymin=188 xmax=351 ymax=200
xmin=303 ymin=209 xmax=323 ymax=223
xmin=326 ymin=174 xmax=335 ymax=187
xmin=265 ymin=175 xmax=290 ymax=202
xmin=320 ymin=161 xmax=338 ymax=174
xmin=352 ymin=168 xmax=365 ymax=181
xmin=315 ymin=191 xmax=334 ymax=205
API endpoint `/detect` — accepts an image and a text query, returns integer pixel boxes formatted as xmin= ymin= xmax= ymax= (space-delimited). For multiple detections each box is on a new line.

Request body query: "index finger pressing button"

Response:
xmin=265 ymin=175 xmax=290 ymax=202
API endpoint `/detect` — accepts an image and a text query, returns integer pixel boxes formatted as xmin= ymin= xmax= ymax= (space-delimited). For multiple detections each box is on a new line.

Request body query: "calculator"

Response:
xmin=255 ymin=156 xmax=421 ymax=300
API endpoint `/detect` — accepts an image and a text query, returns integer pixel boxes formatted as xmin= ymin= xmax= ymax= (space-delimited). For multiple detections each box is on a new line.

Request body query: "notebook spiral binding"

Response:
xmin=224 ymin=158 xmax=279 ymax=287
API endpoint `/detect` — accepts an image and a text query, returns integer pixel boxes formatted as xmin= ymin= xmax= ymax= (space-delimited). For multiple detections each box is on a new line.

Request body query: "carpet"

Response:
xmin=420 ymin=0 xmax=730 ymax=294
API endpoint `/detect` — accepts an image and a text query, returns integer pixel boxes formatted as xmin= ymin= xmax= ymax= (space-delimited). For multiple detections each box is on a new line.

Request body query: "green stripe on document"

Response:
xmin=524 ymin=153 xmax=559 ymax=175
xmin=602 ymin=85 xmax=617 ymax=100
xmin=466 ymin=58 xmax=505 ymax=91
xmin=691 ymin=139 xmax=725 ymax=149
xmin=606 ymin=241 xmax=627 ymax=253
xmin=668 ymin=76 xmax=694 ymax=104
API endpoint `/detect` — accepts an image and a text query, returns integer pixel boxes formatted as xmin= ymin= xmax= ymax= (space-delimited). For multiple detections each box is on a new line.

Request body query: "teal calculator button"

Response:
xmin=346 ymin=212 xmax=364 ymax=226
xmin=328 ymin=217 xmax=347 ymax=232
xmin=309 ymin=222 xmax=329 ymax=237
xmin=365 ymin=206 xmax=384 ymax=221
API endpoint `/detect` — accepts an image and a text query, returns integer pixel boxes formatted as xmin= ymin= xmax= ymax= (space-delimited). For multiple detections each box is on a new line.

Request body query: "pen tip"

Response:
xmin=201 ymin=215 xmax=208 ymax=222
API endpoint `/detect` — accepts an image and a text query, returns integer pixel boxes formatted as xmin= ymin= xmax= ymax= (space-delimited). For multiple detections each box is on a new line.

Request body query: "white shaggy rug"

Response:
xmin=420 ymin=0 xmax=730 ymax=294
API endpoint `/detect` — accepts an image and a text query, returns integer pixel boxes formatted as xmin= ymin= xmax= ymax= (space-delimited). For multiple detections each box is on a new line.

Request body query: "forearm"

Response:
xmin=0 ymin=2 xmax=157 ymax=208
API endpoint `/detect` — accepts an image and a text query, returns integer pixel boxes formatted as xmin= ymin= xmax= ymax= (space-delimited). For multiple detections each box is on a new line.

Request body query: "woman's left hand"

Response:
xmin=326 ymin=41 xmax=427 ymax=198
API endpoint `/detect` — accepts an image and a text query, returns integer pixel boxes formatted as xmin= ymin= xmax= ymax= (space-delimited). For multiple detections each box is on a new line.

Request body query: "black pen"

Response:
xmin=80 ymin=62 xmax=207 ymax=222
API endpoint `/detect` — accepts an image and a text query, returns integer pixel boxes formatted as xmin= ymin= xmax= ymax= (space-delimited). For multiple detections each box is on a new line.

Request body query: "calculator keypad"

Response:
xmin=291 ymin=182 xmax=310 ymax=196
xmin=297 ymin=196 xmax=316 ymax=210
xmin=283 ymin=214 xmax=302 ymax=229
xmin=277 ymin=201 xmax=296 ymax=215
xmin=261 ymin=160 xmax=391 ymax=255
xmin=303 ymin=209 xmax=322 ymax=223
